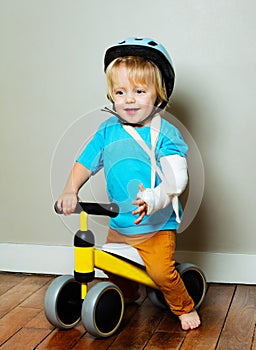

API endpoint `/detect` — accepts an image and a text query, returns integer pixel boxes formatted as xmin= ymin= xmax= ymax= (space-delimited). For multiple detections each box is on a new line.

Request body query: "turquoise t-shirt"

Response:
xmin=77 ymin=116 xmax=188 ymax=234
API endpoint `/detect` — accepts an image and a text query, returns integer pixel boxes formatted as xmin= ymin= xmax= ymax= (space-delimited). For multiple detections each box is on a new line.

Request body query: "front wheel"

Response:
xmin=44 ymin=275 xmax=82 ymax=329
xmin=81 ymin=281 xmax=124 ymax=338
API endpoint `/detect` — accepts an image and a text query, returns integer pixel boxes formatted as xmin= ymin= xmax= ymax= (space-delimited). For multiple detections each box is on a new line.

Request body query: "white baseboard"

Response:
xmin=0 ymin=243 xmax=255 ymax=284
xmin=175 ymin=250 xmax=256 ymax=284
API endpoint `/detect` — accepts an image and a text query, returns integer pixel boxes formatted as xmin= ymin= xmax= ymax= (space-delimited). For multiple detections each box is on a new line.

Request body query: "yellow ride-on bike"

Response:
xmin=44 ymin=202 xmax=207 ymax=338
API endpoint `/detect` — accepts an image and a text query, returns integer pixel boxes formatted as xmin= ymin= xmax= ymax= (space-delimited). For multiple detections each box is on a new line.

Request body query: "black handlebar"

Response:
xmin=54 ymin=201 xmax=119 ymax=218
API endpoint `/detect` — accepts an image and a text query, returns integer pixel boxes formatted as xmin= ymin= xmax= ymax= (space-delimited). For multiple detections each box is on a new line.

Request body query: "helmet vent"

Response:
xmin=148 ymin=41 xmax=157 ymax=46
xmin=135 ymin=38 xmax=143 ymax=40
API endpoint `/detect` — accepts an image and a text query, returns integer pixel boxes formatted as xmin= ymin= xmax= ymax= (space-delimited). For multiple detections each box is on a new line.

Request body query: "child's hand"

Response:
xmin=57 ymin=193 xmax=79 ymax=216
xmin=132 ymin=184 xmax=148 ymax=225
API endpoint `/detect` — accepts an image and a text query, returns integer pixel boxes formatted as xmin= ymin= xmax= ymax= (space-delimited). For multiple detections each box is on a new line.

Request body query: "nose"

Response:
xmin=125 ymin=92 xmax=136 ymax=104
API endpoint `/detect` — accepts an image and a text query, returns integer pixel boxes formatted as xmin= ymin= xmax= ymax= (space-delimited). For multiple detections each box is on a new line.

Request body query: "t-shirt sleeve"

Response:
xmin=157 ymin=122 xmax=188 ymax=159
xmin=76 ymin=126 xmax=104 ymax=175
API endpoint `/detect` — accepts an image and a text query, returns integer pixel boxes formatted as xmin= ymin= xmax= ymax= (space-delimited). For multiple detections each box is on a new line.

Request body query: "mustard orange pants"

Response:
xmin=106 ymin=228 xmax=194 ymax=316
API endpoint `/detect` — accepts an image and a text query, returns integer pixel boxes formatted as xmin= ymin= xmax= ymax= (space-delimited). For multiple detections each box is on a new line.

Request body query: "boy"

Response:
xmin=57 ymin=37 xmax=201 ymax=330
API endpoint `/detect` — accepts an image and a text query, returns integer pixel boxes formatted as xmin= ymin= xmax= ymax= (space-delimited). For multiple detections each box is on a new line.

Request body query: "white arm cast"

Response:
xmin=137 ymin=155 xmax=188 ymax=219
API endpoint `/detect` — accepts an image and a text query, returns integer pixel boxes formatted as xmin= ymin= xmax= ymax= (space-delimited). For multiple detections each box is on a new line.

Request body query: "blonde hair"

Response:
xmin=106 ymin=56 xmax=167 ymax=105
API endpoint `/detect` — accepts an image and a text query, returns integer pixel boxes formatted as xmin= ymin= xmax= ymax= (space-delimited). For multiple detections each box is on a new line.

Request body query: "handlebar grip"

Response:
xmin=54 ymin=201 xmax=119 ymax=218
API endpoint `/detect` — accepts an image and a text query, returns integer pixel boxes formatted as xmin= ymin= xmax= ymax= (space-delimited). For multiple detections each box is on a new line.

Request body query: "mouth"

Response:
xmin=124 ymin=107 xmax=140 ymax=115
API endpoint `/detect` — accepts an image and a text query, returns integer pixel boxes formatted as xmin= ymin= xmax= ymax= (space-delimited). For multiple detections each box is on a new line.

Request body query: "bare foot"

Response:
xmin=178 ymin=309 xmax=201 ymax=330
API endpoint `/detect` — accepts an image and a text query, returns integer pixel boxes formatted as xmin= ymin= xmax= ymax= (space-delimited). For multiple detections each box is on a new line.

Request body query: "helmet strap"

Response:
xmin=101 ymin=99 xmax=161 ymax=127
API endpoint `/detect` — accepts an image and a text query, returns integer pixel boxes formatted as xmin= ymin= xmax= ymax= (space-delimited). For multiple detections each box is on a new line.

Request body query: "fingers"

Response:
xmin=57 ymin=199 xmax=63 ymax=212
xmin=134 ymin=211 xmax=146 ymax=225
xmin=132 ymin=198 xmax=147 ymax=212
xmin=132 ymin=183 xmax=147 ymax=224
xmin=132 ymin=198 xmax=147 ymax=225
xmin=63 ymin=200 xmax=77 ymax=216
xmin=132 ymin=198 xmax=142 ymax=207
xmin=57 ymin=194 xmax=78 ymax=216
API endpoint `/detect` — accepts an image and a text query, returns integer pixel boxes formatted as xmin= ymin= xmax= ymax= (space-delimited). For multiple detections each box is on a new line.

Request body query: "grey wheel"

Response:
xmin=147 ymin=287 xmax=169 ymax=309
xmin=176 ymin=263 xmax=207 ymax=309
xmin=147 ymin=263 xmax=207 ymax=310
xmin=44 ymin=275 xmax=82 ymax=329
xmin=81 ymin=281 xmax=124 ymax=338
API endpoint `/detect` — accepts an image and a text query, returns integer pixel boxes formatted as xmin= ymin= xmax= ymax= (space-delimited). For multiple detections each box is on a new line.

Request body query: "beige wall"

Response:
xmin=1 ymin=0 xmax=255 ymax=261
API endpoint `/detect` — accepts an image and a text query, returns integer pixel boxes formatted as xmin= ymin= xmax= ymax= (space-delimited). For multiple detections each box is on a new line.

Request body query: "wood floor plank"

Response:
xmin=36 ymin=324 xmax=85 ymax=349
xmin=0 ymin=327 xmax=50 ymax=350
xmin=180 ymin=284 xmax=236 ymax=350
xmin=108 ymin=298 xmax=164 ymax=350
xmin=71 ymin=334 xmax=115 ymax=350
xmin=144 ymin=332 xmax=185 ymax=350
xmin=144 ymin=305 xmax=187 ymax=349
xmin=25 ymin=310 xmax=55 ymax=330
xmin=20 ymin=279 xmax=53 ymax=309
xmin=0 ymin=273 xmax=26 ymax=296
xmin=156 ymin=310 xmax=187 ymax=334
xmin=0 ymin=306 xmax=40 ymax=345
xmin=0 ymin=275 xmax=52 ymax=318
xmin=216 ymin=285 xmax=255 ymax=350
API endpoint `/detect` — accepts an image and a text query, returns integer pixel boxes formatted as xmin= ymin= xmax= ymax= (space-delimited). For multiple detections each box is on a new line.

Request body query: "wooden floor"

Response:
xmin=0 ymin=272 xmax=255 ymax=350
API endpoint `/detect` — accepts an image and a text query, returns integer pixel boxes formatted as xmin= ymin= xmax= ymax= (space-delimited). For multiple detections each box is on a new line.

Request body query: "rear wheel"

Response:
xmin=147 ymin=287 xmax=169 ymax=309
xmin=176 ymin=263 xmax=207 ymax=309
xmin=147 ymin=263 xmax=207 ymax=310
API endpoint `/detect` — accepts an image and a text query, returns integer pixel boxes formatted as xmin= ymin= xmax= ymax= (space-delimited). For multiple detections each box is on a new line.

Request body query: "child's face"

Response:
xmin=111 ymin=64 xmax=158 ymax=125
